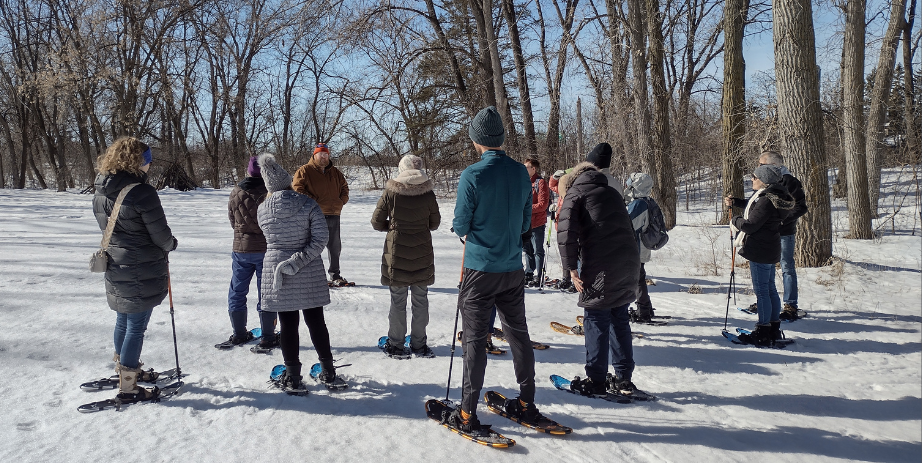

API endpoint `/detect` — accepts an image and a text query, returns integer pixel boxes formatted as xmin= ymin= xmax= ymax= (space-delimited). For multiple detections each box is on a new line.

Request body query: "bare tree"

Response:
xmin=720 ymin=0 xmax=746 ymax=224
xmin=646 ymin=0 xmax=677 ymax=228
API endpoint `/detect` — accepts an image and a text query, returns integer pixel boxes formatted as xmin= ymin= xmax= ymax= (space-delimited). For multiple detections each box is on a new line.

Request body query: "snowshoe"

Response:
xmin=425 ymin=399 xmax=515 ymax=448
xmin=214 ymin=328 xmax=260 ymax=349
xmin=606 ymin=374 xmax=656 ymax=401
xmin=269 ymin=364 xmax=309 ymax=396
xmin=377 ymin=336 xmax=412 ymax=359
xmin=483 ymin=391 xmax=571 ymax=434
xmin=309 ymin=363 xmax=349 ymax=390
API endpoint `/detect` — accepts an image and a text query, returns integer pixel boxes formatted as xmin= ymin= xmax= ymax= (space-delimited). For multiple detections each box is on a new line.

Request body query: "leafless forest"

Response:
xmin=0 ymin=0 xmax=919 ymax=265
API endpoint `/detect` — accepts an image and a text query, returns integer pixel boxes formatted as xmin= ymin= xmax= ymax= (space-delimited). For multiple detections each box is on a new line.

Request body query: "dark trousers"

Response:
xmin=522 ymin=225 xmax=546 ymax=281
xmin=583 ymin=303 xmax=635 ymax=383
xmin=635 ymin=263 xmax=652 ymax=315
xmin=278 ymin=308 xmax=333 ymax=365
xmin=458 ymin=268 xmax=536 ymax=414
xmin=324 ymin=215 xmax=342 ymax=276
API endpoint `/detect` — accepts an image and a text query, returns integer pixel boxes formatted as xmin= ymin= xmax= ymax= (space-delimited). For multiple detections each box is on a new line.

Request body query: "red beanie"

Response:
xmin=313 ymin=143 xmax=330 ymax=155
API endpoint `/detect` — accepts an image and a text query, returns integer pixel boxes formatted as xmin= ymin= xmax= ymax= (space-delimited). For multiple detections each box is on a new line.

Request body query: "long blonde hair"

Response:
xmin=96 ymin=137 xmax=149 ymax=175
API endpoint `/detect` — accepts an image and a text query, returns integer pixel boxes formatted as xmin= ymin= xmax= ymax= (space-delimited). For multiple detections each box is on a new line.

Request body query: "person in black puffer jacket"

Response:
xmin=224 ymin=156 xmax=275 ymax=349
xmin=557 ymin=161 xmax=644 ymax=398
xmin=724 ymin=164 xmax=795 ymax=346
xmin=93 ymin=137 xmax=177 ymax=402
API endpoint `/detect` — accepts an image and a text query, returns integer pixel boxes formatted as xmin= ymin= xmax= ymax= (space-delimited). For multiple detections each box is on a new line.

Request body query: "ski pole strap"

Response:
xmin=100 ymin=183 xmax=140 ymax=250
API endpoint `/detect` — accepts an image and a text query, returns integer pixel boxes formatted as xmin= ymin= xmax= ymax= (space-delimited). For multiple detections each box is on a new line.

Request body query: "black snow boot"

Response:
xmin=259 ymin=311 xmax=277 ymax=339
xmin=282 ymin=362 xmax=303 ymax=390
xmin=319 ymin=358 xmax=336 ymax=384
xmin=738 ymin=324 xmax=772 ymax=347
xmin=229 ymin=311 xmax=248 ymax=337
xmin=569 ymin=376 xmax=607 ymax=397
xmin=769 ymin=321 xmax=783 ymax=341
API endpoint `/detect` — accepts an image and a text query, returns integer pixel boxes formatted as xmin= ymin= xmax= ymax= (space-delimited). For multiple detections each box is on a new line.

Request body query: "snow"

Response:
xmin=0 ymin=169 xmax=919 ymax=462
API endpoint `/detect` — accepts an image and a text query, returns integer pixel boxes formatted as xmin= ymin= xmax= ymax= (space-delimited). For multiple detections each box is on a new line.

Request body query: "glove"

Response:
xmin=549 ymin=203 xmax=558 ymax=213
xmin=552 ymin=170 xmax=565 ymax=180
xmin=522 ymin=232 xmax=531 ymax=243
xmin=169 ymin=237 xmax=178 ymax=251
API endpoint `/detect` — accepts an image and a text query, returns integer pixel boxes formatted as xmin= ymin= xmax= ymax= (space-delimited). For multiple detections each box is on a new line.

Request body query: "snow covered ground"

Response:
xmin=0 ymin=168 xmax=919 ymax=462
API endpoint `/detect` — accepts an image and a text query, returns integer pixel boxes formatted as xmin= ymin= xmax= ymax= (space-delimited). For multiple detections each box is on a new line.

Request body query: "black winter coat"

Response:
xmin=731 ymin=185 xmax=795 ymax=265
xmin=228 ymin=177 xmax=268 ymax=253
xmin=93 ymin=171 xmax=176 ymax=313
xmin=779 ymin=174 xmax=807 ymax=236
xmin=558 ymin=163 xmax=639 ymax=309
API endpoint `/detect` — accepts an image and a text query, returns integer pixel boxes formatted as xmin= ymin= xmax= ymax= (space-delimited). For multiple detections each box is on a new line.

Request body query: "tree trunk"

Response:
xmin=773 ymin=0 xmax=833 ymax=267
xmin=627 ymin=0 xmax=653 ymax=173
xmin=605 ymin=0 xmax=634 ymax=173
xmin=469 ymin=0 xmax=497 ymax=108
xmin=902 ymin=0 xmax=919 ymax=158
xmin=645 ymin=0 xmax=677 ymax=229
xmin=841 ymin=0 xmax=874 ymax=238
xmin=865 ymin=0 xmax=907 ymax=216
xmin=482 ymin=0 xmax=517 ymax=150
xmin=720 ymin=0 xmax=747 ymax=224
xmin=502 ymin=0 xmax=537 ymax=153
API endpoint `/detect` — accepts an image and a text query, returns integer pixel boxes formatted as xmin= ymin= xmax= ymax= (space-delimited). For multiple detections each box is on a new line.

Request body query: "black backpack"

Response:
xmin=639 ymin=198 xmax=669 ymax=250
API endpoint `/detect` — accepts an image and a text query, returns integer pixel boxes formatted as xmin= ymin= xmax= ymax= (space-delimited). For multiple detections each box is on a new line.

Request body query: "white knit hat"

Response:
xmin=398 ymin=155 xmax=423 ymax=173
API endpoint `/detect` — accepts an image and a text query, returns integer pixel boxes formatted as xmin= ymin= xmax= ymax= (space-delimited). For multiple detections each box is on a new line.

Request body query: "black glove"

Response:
xmin=170 ymin=237 xmax=178 ymax=251
xmin=522 ymin=232 xmax=530 ymax=243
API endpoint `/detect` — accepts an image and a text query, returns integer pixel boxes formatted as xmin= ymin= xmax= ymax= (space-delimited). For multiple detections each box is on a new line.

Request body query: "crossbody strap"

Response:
xmin=100 ymin=183 xmax=141 ymax=250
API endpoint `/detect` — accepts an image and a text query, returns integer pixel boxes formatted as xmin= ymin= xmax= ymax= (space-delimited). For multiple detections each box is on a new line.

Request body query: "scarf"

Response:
xmin=731 ymin=188 xmax=766 ymax=248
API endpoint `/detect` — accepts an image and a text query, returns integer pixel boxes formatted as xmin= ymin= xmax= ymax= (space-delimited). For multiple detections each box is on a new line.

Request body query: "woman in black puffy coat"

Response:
xmin=93 ymin=137 xmax=177 ymax=402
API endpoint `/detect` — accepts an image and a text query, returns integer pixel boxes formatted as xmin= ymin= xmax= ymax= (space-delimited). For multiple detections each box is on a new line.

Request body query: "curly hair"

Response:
xmin=96 ymin=137 xmax=149 ymax=175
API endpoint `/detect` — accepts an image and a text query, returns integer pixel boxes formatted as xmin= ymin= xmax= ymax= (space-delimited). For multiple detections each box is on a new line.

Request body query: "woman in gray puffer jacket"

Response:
xmin=257 ymin=153 xmax=339 ymax=392
xmin=93 ymin=137 xmax=177 ymax=402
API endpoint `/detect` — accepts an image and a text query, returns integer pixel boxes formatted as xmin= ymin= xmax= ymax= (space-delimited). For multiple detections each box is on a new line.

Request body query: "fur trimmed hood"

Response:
xmin=385 ymin=170 xmax=434 ymax=196
xmin=562 ymin=162 xmax=600 ymax=192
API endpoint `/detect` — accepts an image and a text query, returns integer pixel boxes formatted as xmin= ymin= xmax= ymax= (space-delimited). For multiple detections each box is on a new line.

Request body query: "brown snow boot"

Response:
xmin=117 ymin=365 xmax=160 ymax=402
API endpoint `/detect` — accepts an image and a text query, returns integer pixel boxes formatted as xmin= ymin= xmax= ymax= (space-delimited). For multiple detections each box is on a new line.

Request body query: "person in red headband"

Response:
xmin=292 ymin=142 xmax=351 ymax=286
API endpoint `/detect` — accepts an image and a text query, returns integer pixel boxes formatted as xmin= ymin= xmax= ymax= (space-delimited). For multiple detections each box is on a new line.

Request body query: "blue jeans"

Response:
xmin=582 ymin=303 xmax=634 ymax=383
xmin=750 ymin=262 xmax=781 ymax=324
xmin=228 ymin=252 xmax=263 ymax=313
xmin=522 ymin=225 xmax=546 ymax=280
xmin=114 ymin=310 xmax=153 ymax=369
xmin=779 ymin=234 xmax=797 ymax=307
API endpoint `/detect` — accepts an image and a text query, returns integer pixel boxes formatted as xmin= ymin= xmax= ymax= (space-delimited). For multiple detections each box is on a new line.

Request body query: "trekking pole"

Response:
xmin=723 ymin=206 xmax=737 ymax=332
xmin=445 ymin=239 xmax=465 ymax=402
xmin=540 ymin=215 xmax=553 ymax=288
xmin=167 ymin=266 xmax=182 ymax=379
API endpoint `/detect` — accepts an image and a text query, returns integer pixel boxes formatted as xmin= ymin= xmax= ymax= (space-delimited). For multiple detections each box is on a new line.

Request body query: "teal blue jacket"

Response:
xmin=452 ymin=150 xmax=532 ymax=273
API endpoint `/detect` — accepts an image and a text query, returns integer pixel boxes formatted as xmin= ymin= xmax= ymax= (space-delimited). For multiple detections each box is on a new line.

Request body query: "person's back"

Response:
xmin=453 ymin=151 xmax=532 ymax=273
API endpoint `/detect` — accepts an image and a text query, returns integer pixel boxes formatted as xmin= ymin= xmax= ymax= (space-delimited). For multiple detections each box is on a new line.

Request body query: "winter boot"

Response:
xmin=225 ymin=331 xmax=255 ymax=346
xmin=503 ymin=397 xmax=546 ymax=423
xmin=282 ymin=362 xmax=304 ymax=390
xmin=318 ymin=359 xmax=336 ymax=384
xmin=113 ymin=353 xmax=120 ymax=375
xmin=117 ymin=365 xmax=160 ymax=402
xmin=630 ymin=307 xmax=654 ymax=323
xmin=259 ymin=311 xmax=278 ymax=338
xmin=606 ymin=374 xmax=638 ymax=395
xmin=443 ymin=408 xmax=488 ymax=437
xmin=135 ymin=361 xmax=159 ymax=382
xmin=229 ymin=310 xmax=248 ymax=337
xmin=738 ymin=324 xmax=772 ymax=347
xmin=769 ymin=321 xmax=784 ymax=342
xmin=779 ymin=303 xmax=799 ymax=321
xmin=524 ymin=273 xmax=534 ymax=286
xmin=569 ymin=376 xmax=607 ymax=397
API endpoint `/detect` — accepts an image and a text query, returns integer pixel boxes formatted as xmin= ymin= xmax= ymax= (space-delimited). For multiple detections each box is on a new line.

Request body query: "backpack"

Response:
xmin=639 ymin=198 xmax=669 ymax=250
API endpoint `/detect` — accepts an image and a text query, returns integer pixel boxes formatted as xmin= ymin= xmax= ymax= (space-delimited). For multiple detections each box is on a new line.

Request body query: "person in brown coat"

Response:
xmin=223 ymin=156 xmax=277 ymax=350
xmin=291 ymin=142 xmax=350 ymax=285
xmin=371 ymin=155 xmax=441 ymax=358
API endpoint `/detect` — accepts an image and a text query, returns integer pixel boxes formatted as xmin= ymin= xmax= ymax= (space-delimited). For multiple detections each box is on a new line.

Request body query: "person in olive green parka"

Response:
xmin=371 ymin=154 xmax=441 ymax=357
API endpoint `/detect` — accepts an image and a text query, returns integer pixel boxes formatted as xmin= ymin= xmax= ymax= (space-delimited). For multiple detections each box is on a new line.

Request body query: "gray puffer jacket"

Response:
xmin=93 ymin=170 xmax=176 ymax=313
xmin=258 ymin=190 xmax=330 ymax=311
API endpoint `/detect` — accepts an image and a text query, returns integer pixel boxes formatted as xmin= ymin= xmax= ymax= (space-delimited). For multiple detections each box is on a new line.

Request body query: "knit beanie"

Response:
xmin=313 ymin=143 xmax=330 ymax=155
xmin=586 ymin=143 xmax=612 ymax=169
xmin=468 ymin=106 xmax=505 ymax=148
xmin=398 ymin=154 xmax=423 ymax=173
xmin=141 ymin=147 xmax=153 ymax=166
xmin=753 ymin=164 xmax=783 ymax=186
xmin=247 ymin=156 xmax=261 ymax=177
xmin=257 ymin=153 xmax=292 ymax=193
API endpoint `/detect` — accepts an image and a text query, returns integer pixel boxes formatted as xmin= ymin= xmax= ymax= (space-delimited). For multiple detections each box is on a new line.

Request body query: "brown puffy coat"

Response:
xmin=291 ymin=157 xmax=349 ymax=215
xmin=228 ymin=177 xmax=268 ymax=253
xmin=370 ymin=171 xmax=441 ymax=287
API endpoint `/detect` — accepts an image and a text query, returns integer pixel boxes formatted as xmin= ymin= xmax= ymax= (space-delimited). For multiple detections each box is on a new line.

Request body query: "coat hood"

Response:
xmin=95 ymin=170 xmax=148 ymax=196
xmin=624 ymin=172 xmax=653 ymax=203
xmin=391 ymin=168 xmax=431 ymax=187
xmin=562 ymin=162 xmax=600 ymax=192
xmin=385 ymin=174 xmax=434 ymax=196
xmin=763 ymin=185 xmax=796 ymax=211
xmin=262 ymin=190 xmax=311 ymax=219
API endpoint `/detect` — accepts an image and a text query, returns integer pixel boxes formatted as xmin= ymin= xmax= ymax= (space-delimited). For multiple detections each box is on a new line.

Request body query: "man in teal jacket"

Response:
xmin=447 ymin=106 xmax=545 ymax=436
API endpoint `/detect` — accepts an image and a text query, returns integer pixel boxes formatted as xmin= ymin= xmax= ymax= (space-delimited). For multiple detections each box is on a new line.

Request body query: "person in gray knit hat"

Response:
xmin=447 ymin=106 xmax=558 ymax=436
xmin=257 ymin=153 xmax=345 ymax=393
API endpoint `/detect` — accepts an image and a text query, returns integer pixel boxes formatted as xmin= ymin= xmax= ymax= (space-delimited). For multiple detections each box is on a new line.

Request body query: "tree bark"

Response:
xmin=720 ymin=0 xmax=746 ymax=224
xmin=645 ymin=0 xmax=677 ymax=229
xmin=902 ymin=0 xmax=919 ymax=158
xmin=627 ymin=0 xmax=654 ymax=173
xmin=502 ymin=0 xmax=537 ymax=153
xmin=865 ymin=0 xmax=907 ymax=216
xmin=773 ymin=0 xmax=833 ymax=267
xmin=482 ymin=0 xmax=517 ymax=150
xmin=841 ymin=0 xmax=873 ymax=238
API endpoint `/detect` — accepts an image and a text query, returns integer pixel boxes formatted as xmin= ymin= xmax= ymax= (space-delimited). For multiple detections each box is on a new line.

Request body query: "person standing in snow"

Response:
xmin=724 ymin=164 xmax=795 ymax=346
xmin=759 ymin=151 xmax=807 ymax=320
xmin=93 ymin=137 xmax=177 ymax=402
xmin=371 ymin=154 xmax=441 ymax=358
xmin=291 ymin=143 xmax=351 ymax=286
xmin=557 ymin=161 xmax=648 ymax=398
xmin=258 ymin=153 xmax=341 ymax=392
xmin=624 ymin=172 xmax=659 ymax=323
xmin=522 ymin=156 xmax=550 ymax=287
xmin=449 ymin=106 xmax=546 ymax=434
xmin=224 ymin=156 xmax=277 ymax=349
